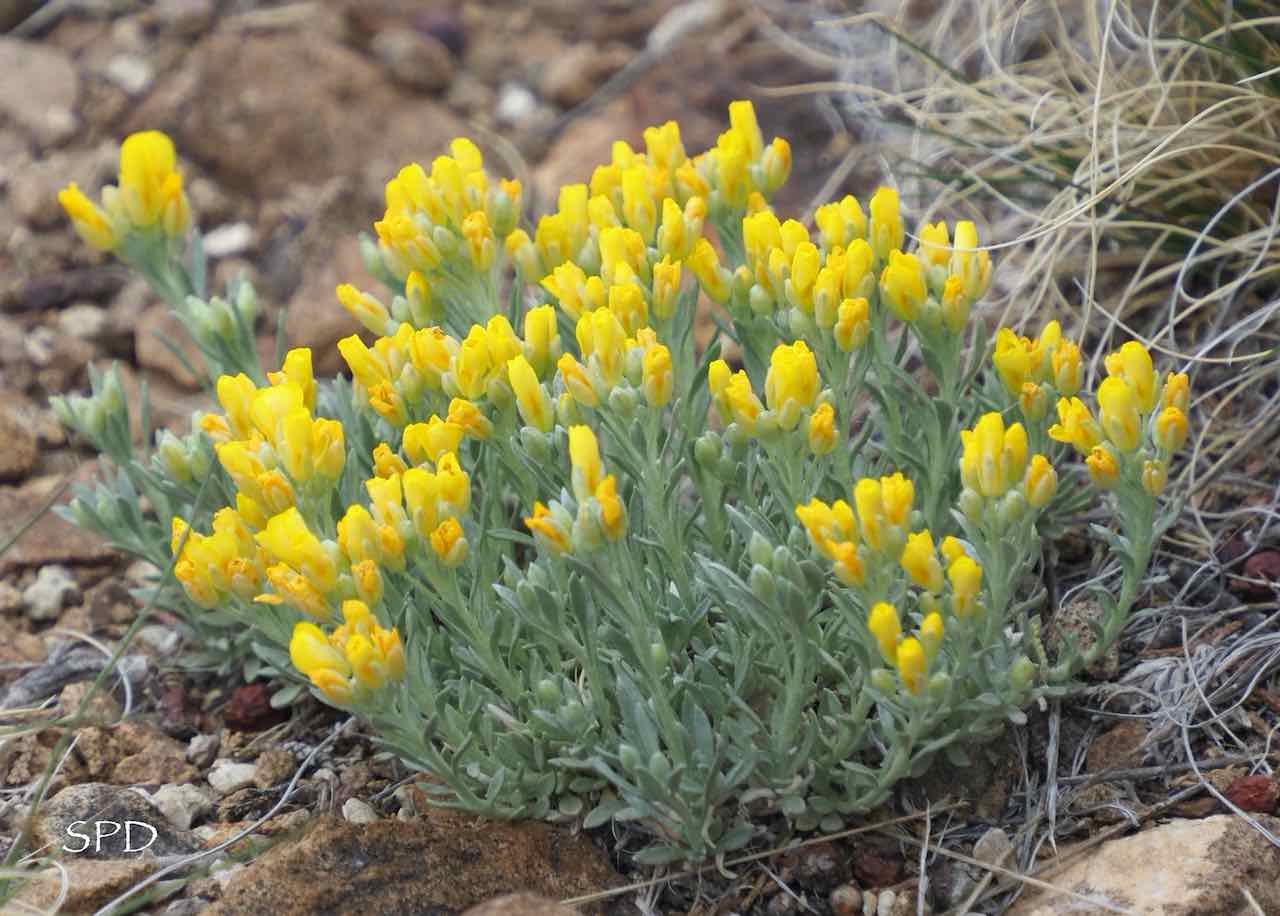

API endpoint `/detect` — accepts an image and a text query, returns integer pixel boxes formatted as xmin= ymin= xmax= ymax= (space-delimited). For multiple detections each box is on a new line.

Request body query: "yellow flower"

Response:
xmin=557 ymin=353 xmax=600 ymax=408
xmin=1051 ymin=340 xmax=1083 ymax=396
xmin=895 ymin=637 xmax=926 ymax=694
xmin=403 ymin=416 xmax=463 ymax=466
xmin=786 ymin=241 xmax=821 ymax=313
xmin=992 ymin=329 xmax=1037 ymax=395
xmin=402 ymin=467 xmax=441 ymax=539
xmin=508 ymin=355 xmax=555 ymax=432
xmin=1104 ymin=341 xmax=1157 ymax=413
xmin=1153 ymin=406 xmax=1188 ymax=453
xmin=764 ymin=340 xmax=819 ymax=430
xmin=959 ymin=413 xmax=1027 ymax=498
xmin=879 ymin=250 xmax=927 ymax=321
xmin=900 ymin=529 xmax=944 ymax=593
xmin=1086 ymin=445 xmax=1120 ymax=489
xmin=261 ymin=563 xmax=332 ymax=621
xmin=814 ymin=194 xmax=867 ymax=250
xmin=337 ymin=504 xmax=380 ymax=566
xmin=688 ymin=238 xmax=731 ymax=304
xmin=834 ymin=297 xmax=870 ymax=352
xmin=1162 ymin=372 xmax=1190 ymax=413
xmin=351 ymin=559 xmax=384 ymax=606
xmin=372 ymin=443 xmax=408 ymax=479
xmin=917 ymin=221 xmax=951 ymax=268
xmin=429 ymin=402 xmax=480 ymax=443
xmin=429 ymin=517 xmax=468 ymax=567
xmin=830 ymin=540 xmax=865 ymax=587
xmin=336 ymin=283 xmax=392 ymax=336
xmin=525 ymin=500 xmax=572 ymax=554
xmin=719 ymin=369 xmax=764 ymax=435
xmin=940 ymin=536 xmax=966 ymax=565
xmin=568 ymin=425 xmax=605 ymax=504
xmin=950 ymin=221 xmax=991 ymax=303
xmin=947 ymin=556 xmax=982 ymax=618
xmin=652 ymin=256 xmax=682 ymax=320
xmin=1023 ymin=454 xmax=1058 ymax=509
xmin=345 ymin=624 xmax=405 ymax=692
xmin=434 ymin=452 xmax=471 ymax=516
xmin=595 ymin=474 xmax=627 ymax=541
xmin=1097 ymin=376 xmax=1141 ymax=452
xmin=118 ymin=130 xmax=189 ymax=235
xmin=577 ymin=308 xmax=627 ymax=390
xmin=1048 ymin=397 xmax=1104 ymax=455
xmin=290 ymin=621 xmax=353 ymax=704
xmin=366 ymin=473 xmax=408 ymax=530
xmin=642 ymin=343 xmax=673 ymax=408
xmin=919 ymin=612 xmax=944 ymax=663
xmin=1142 ymin=458 xmax=1168 ymax=496
xmin=410 ymin=327 xmax=459 ymax=389
xmin=868 ymin=602 xmax=902 ymax=665
xmin=868 ymin=187 xmax=904 ymax=262
xmin=607 ymin=280 xmax=648 ymax=335
xmin=853 ymin=473 xmax=914 ymax=553
xmin=1019 ymin=382 xmax=1049 ymax=423
xmin=523 ymin=304 xmax=560 ymax=376
xmin=58 ymin=183 xmax=116 ymax=251
xmin=255 ymin=507 xmax=338 ymax=592
xmin=807 ymin=403 xmax=836 ymax=456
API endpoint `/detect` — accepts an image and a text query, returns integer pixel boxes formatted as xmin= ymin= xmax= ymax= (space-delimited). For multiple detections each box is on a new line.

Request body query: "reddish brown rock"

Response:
xmin=206 ymin=810 xmax=624 ymax=915
xmin=1224 ymin=774 xmax=1279 ymax=814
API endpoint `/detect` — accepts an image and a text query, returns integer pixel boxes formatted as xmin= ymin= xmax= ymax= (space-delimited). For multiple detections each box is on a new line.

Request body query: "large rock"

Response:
xmin=1010 ymin=815 xmax=1280 ymax=915
xmin=8 ymin=857 xmax=162 ymax=916
xmin=127 ymin=26 xmax=464 ymax=208
xmin=0 ymin=38 xmax=78 ymax=147
xmin=33 ymin=782 xmax=201 ymax=859
xmin=284 ymin=235 xmax=367 ymax=375
xmin=0 ymin=472 xmax=119 ymax=574
xmin=206 ymin=809 xmax=624 ymax=915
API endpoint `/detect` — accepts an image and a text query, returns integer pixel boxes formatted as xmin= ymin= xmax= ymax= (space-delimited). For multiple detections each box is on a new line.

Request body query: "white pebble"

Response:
xmin=207 ymin=759 xmax=257 ymax=795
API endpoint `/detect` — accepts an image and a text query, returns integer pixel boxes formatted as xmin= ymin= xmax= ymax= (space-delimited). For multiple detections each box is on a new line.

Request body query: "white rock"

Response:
xmin=341 ymin=797 xmax=379 ymax=824
xmin=137 ymin=624 xmax=180 ymax=654
xmin=151 ymin=783 xmax=213 ymax=831
xmin=186 ymin=732 xmax=220 ymax=767
xmin=876 ymin=890 xmax=895 ymax=916
xmin=104 ymin=54 xmax=155 ymax=95
xmin=57 ymin=303 xmax=109 ymax=341
xmin=23 ymin=565 xmax=79 ymax=621
xmin=207 ymin=760 xmax=257 ymax=796
xmin=496 ymin=83 xmax=538 ymax=126
xmin=210 ymin=862 xmax=245 ymax=891
xmin=1008 ymin=814 xmax=1280 ymax=915
xmin=201 ymin=221 xmax=255 ymax=259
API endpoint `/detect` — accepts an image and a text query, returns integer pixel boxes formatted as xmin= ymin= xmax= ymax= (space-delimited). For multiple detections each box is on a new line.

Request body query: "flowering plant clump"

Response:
xmin=56 ymin=103 xmax=1188 ymax=862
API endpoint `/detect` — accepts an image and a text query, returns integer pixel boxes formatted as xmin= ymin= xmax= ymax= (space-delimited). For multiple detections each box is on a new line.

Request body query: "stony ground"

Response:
xmin=2 ymin=1 xmax=1279 ymax=914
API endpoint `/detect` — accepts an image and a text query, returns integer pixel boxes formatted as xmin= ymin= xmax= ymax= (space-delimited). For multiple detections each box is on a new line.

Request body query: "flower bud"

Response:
xmin=1010 ymin=655 xmax=1036 ymax=692
xmin=650 ymin=642 xmax=669 ymax=670
xmin=748 ymin=531 xmax=774 ymax=568
xmin=748 ymin=563 xmax=776 ymax=601
xmin=869 ymin=668 xmax=897 ymax=693
xmin=1141 ymin=458 xmax=1168 ymax=497
xmin=694 ymin=432 xmax=722 ymax=469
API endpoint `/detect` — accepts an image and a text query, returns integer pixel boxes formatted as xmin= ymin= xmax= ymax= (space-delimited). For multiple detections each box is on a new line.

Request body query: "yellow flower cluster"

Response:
xmin=58 ymin=130 xmax=191 ymax=252
xmin=730 ymin=188 xmax=992 ymax=348
xmin=795 ymin=472 xmax=917 ymax=588
xmin=523 ymin=424 xmax=625 ymax=554
xmin=708 ymin=339 xmax=830 ymax=448
xmin=373 ymin=138 xmax=522 ymax=287
xmin=866 ymin=601 xmax=943 ymax=695
xmin=993 ymin=320 xmax=1083 ymax=421
xmin=959 ymin=412 xmax=1058 ymax=509
xmin=1048 ymin=339 xmax=1189 ymax=494
xmin=290 ymin=599 xmax=405 ymax=705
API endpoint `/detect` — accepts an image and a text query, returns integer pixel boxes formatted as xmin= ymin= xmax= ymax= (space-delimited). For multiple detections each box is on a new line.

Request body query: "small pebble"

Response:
xmin=187 ymin=732 xmax=220 ymax=768
xmin=24 ymin=565 xmax=79 ymax=621
xmin=342 ymin=797 xmax=379 ymax=824
xmin=151 ymin=783 xmax=213 ymax=831
xmin=207 ymin=759 xmax=257 ymax=796
xmin=495 ymin=83 xmax=537 ymax=126
xmin=202 ymin=221 xmax=255 ymax=259
xmin=104 ymin=54 xmax=154 ymax=94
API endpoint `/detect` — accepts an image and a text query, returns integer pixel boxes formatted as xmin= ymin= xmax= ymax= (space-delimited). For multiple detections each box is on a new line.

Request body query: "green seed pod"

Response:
xmin=650 ymin=642 xmax=669 ymax=670
xmin=870 ymin=668 xmax=896 ymax=693
xmin=1010 ymin=655 xmax=1036 ymax=692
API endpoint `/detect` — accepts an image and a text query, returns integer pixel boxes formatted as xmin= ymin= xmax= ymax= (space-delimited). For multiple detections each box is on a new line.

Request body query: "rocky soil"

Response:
xmin=2 ymin=1 xmax=1279 ymax=914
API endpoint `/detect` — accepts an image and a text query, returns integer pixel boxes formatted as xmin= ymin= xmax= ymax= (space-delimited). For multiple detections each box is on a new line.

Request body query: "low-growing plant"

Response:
xmin=56 ymin=105 xmax=1190 ymax=862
